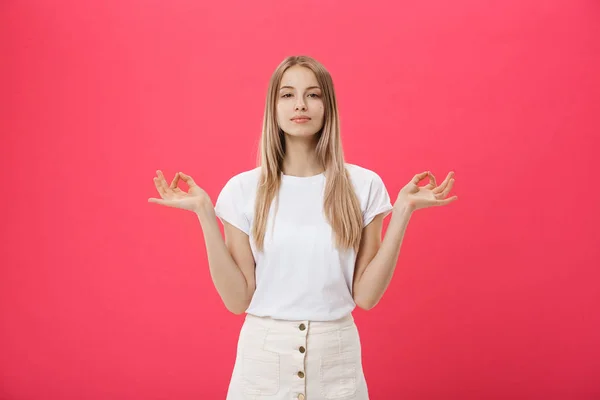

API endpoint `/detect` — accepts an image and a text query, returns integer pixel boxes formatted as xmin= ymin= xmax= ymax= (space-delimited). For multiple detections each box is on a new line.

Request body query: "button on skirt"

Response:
xmin=226 ymin=313 xmax=370 ymax=400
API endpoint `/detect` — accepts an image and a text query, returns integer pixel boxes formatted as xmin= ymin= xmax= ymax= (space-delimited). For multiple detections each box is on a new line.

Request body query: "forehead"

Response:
xmin=279 ymin=65 xmax=319 ymax=88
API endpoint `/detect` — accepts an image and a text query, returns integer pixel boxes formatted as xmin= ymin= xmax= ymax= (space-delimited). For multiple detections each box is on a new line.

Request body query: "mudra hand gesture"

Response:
xmin=395 ymin=171 xmax=457 ymax=212
xmin=148 ymin=170 xmax=211 ymax=213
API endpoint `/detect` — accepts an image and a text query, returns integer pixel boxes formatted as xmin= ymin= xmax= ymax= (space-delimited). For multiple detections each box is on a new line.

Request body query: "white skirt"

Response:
xmin=226 ymin=313 xmax=370 ymax=400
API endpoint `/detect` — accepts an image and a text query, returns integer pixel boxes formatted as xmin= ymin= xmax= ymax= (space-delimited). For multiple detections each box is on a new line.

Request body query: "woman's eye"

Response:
xmin=281 ymin=93 xmax=320 ymax=98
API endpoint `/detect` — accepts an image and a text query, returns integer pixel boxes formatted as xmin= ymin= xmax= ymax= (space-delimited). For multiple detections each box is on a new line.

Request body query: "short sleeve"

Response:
xmin=214 ymin=177 xmax=250 ymax=235
xmin=363 ymin=173 xmax=394 ymax=227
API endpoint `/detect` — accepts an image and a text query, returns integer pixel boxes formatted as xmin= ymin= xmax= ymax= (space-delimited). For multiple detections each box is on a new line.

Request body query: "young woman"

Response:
xmin=149 ymin=55 xmax=457 ymax=400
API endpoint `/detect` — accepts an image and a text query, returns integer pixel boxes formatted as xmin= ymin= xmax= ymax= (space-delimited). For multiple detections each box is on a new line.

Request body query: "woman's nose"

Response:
xmin=295 ymin=100 xmax=307 ymax=111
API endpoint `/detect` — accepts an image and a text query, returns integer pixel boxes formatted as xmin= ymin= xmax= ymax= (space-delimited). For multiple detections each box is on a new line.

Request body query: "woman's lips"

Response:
xmin=291 ymin=117 xmax=311 ymax=123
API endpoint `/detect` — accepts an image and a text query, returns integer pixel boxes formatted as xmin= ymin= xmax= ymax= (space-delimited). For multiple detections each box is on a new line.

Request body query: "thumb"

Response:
xmin=178 ymin=172 xmax=197 ymax=186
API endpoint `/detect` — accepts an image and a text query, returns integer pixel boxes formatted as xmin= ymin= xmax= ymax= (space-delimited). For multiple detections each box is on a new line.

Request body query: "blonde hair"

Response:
xmin=252 ymin=55 xmax=363 ymax=252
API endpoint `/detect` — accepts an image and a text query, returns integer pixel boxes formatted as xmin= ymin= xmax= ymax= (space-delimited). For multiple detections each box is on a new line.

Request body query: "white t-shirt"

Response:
xmin=214 ymin=163 xmax=394 ymax=321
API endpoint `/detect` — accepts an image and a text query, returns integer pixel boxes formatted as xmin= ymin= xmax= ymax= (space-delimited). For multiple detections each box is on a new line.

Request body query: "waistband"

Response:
xmin=244 ymin=313 xmax=355 ymax=335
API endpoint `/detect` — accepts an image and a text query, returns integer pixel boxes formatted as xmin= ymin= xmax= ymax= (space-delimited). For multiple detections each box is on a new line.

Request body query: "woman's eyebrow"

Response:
xmin=279 ymin=85 xmax=321 ymax=90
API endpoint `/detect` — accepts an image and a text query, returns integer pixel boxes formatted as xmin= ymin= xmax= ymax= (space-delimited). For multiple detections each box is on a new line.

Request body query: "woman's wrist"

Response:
xmin=195 ymin=201 xmax=216 ymax=222
xmin=393 ymin=198 xmax=415 ymax=216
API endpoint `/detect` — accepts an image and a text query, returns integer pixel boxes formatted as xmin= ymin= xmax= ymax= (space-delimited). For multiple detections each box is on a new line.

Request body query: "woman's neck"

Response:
xmin=281 ymin=135 xmax=324 ymax=177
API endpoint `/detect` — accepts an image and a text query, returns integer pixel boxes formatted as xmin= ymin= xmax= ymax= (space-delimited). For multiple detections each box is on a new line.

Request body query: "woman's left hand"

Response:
xmin=395 ymin=171 xmax=458 ymax=212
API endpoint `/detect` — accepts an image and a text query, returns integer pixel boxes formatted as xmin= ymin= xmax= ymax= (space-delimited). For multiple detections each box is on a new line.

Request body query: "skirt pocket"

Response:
xmin=319 ymin=351 xmax=358 ymax=399
xmin=241 ymin=347 xmax=280 ymax=396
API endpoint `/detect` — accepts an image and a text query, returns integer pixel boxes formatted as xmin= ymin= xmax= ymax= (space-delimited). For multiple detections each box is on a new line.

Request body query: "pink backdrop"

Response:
xmin=2 ymin=0 xmax=599 ymax=399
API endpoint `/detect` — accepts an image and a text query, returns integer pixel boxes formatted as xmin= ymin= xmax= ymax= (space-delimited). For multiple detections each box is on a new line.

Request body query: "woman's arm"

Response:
xmin=352 ymin=170 xmax=457 ymax=310
xmin=352 ymin=205 xmax=412 ymax=310
xmin=196 ymin=204 xmax=256 ymax=315
xmin=149 ymin=170 xmax=255 ymax=314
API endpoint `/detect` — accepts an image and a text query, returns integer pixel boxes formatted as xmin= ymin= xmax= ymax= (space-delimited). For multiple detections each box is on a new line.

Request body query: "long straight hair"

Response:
xmin=252 ymin=55 xmax=363 ymax=252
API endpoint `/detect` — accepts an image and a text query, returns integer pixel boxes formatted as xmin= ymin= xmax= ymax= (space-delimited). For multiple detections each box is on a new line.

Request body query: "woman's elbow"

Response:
xmin=223 ymin=286 xmax=254 ymax=315
xmin=354 ymin=295 xmax=378 ymax=311
xmin=225 ymin=302 xmax=248 ymax=315
xmin=224 ymin=294 xmax=253 ymax=315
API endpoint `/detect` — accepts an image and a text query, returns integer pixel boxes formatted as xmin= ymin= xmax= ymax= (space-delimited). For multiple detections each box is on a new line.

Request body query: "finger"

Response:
xmin=169 ymin=172 xmax=180 ymax=190
xmin=148 ymin=198 xmax=180 ymax=208
xmin=154 ymin=177 xmax=167 ymax=198
xmin=435 ymin=195 xmax=458 ymax=206
xmin=178 ymin=172 xmax=197 ymax=187
xmin=411 ymin=171 xmax=429 ymax=185
xmin=437 ymin=178 xmax=455 ymax=198
xmin=433 ymin=171 xmax=454 ymax=194
xmin=156 ymin=170 xmax=170 ymax=192
xmin=427 ymin=172 xmax=437 ymax=188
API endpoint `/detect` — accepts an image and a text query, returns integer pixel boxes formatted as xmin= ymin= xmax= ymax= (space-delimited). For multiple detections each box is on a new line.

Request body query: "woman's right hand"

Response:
xmin=148 ymin=170 xmax=212 ymax=213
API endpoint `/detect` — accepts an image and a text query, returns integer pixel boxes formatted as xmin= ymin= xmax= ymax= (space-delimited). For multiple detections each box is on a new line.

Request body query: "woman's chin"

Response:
xmin=283 ymin=129 xmax=320 ymax=139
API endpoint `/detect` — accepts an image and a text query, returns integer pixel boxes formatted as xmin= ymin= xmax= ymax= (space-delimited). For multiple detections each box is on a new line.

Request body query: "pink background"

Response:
xmin=2 ymin=0 xmax=599 ymax=399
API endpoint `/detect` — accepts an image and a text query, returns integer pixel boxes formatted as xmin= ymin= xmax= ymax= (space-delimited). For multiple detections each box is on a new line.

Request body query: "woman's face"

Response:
xmin=276 ymin=65 xmax=325 ymax=138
